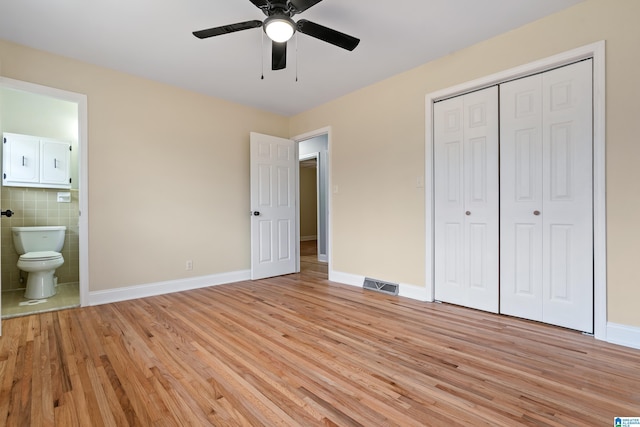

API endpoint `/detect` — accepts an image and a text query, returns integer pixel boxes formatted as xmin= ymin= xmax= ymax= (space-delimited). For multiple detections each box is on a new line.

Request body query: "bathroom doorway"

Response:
xmin=0 ymin=78 xmax=88 ymax=320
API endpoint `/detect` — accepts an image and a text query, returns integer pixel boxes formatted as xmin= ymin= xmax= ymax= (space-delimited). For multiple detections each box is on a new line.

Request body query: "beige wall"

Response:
xmin=0 ymin=39 xmax=289 ymax=292
xmin=290 ymin=0 xmax=640 ymax=328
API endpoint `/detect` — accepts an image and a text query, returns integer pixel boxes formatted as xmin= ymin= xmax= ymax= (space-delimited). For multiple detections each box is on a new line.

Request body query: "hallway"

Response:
xmin=300 ymin=240 xmax=328 ymax=277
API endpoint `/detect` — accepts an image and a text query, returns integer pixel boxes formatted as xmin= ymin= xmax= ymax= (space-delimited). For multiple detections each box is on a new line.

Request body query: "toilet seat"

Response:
xmin=19 ymin=251 xmax=62 ymax=261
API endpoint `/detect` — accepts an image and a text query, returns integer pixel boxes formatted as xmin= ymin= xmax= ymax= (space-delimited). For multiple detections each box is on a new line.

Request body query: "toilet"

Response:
xmin=12 ymin=226 xmax=66 ymax=299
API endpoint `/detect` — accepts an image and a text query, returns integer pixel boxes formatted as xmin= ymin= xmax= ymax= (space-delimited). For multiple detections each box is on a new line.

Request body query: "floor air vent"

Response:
xmin=363 ymin=277 xmax=399 ymax=296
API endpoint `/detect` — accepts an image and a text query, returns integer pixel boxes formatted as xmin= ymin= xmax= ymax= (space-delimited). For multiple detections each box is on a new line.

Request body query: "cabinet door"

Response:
xmin=434 ymin=86 xmax=499 ymax=313
xmin=40 ymin=138 xmax=71 ymax=187
xmin=3 ymin=133 xmax=40 ymax=185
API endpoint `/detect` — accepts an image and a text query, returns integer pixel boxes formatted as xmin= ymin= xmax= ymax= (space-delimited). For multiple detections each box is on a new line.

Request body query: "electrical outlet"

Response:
xmin=186 ymin=260 xmax=193 ymax=271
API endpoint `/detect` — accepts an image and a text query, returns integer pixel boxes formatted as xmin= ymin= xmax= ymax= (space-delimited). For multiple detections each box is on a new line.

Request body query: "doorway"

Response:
xmin=0 ymin=78 xmax=88 ymax=321
xmin=296 ymin=130 xmax=329 ymax=275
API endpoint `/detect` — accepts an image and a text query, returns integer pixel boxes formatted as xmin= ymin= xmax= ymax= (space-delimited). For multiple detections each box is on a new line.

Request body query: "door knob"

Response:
xmin=252 ymin=211 xmax=260 ymax=216
xmin=1 ymin=209 xmax=13 ymax=217
xmin=465 ymin=211 xmax=471 ymax=216
xmin=533 ymin=210 xmax=541 ymax=216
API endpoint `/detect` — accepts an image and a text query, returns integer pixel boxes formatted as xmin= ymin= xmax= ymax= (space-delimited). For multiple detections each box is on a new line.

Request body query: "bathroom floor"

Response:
xmin=1 ymin=282 xmax=80 ymax=319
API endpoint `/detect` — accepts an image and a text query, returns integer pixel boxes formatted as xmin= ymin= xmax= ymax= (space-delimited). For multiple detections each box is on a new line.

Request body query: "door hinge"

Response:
xmin=69 ymin=178 xmax=72 ymax=184
xmin=69 ymin=146 xmax=72 ymax=151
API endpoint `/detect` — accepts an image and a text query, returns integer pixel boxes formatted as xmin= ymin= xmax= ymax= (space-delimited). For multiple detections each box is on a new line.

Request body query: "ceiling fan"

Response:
xmin=193 ymin=0 xmax=360 ymax=71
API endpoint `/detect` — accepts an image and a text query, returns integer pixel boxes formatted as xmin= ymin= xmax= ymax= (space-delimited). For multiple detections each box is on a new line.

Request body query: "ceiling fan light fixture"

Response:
xmin=264 ymin=15 xmax=295 ymax=42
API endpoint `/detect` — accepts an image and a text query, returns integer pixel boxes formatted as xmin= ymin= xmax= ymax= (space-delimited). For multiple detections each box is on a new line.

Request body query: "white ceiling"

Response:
xmin=0 ymin=0 xmax=583 ymax=116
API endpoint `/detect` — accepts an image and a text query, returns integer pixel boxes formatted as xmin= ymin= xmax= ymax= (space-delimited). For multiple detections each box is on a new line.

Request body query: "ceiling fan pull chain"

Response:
xmin=295 ymin=31 xmax=299 ymax=82
xmin=261 ymin=29 xmax=265 ymax=80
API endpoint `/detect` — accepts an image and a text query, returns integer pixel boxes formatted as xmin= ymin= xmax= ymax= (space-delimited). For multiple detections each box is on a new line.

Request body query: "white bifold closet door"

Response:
xmin=500 ymin=60 xmax=593 ymax=333
xmin=434 ymin=86 xmax=499 ymax=313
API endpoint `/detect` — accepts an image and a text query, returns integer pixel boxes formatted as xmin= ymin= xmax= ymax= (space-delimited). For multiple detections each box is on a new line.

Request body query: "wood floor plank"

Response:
xmin=0 ymin=313 xmax=21 ymax=424
xmin=1 ymin=264 xmax=639 ymax=425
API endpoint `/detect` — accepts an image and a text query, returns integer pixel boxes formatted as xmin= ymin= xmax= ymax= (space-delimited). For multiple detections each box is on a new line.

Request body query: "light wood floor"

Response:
xmin=300 ymin=240 xmax=328 ymax=276
xmin=1 ymin=262 xmax=639 ymax=425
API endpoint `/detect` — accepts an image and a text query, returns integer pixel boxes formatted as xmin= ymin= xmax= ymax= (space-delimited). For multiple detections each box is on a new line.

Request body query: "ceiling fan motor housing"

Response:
xmin=265 ymin=2 xmax=293 ymax=16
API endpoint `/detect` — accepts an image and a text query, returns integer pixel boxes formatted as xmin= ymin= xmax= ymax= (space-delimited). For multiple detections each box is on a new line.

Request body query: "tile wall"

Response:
xmin=1 ymin=187 xmax=79 ymax=291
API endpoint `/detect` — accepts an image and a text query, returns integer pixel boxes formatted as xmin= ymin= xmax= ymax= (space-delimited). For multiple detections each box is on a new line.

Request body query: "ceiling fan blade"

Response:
xmin=297 ymin=19 xmax=360 ymax=51
xmin=193 ymin=20 xmax=262 ymax=39
xmin=248 ymin=0 xmax=270 ymax=9
xmin=272 ymin=41 xmax=287 ymax=70
xmin=289 ymin=0 xmax=323 ymax=13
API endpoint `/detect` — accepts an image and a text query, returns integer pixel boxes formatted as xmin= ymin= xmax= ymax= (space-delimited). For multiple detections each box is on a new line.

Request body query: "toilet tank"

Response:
xmin=12 ymin=226 xmax=67 ymax=254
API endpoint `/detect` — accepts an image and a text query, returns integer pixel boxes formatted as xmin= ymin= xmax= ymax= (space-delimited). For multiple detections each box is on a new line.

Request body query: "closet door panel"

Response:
xmin=435 ymin=87 xmax=498 ymax=313
xmin=514 ymin=224 xmax=537 ymax=294
xmin=464 ymin=87 xmax=499 ymax=313
xmin=435 ymin=96 xmax=465 ymax=305
xmin=500 ymin=75 xmax=544 ymax=321
xmin=444 ymin=223 xmax=462 ymax=286
xmin=542 ymin=60 xmax=593 ymax=332
xmin=501 ymin=60 xmax=593 ymax=333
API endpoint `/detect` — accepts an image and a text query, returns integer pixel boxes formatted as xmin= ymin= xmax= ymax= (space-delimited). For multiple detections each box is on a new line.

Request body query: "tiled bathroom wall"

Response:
xmin=1 ymin=187 xmax=80 ymax=291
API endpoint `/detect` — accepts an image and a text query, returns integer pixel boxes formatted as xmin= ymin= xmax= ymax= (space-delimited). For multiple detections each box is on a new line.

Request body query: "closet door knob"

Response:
xmin=465 ymin=211 xmax=471 ymax=216
xmin=533 ymin=210 xmax=541 ymax=216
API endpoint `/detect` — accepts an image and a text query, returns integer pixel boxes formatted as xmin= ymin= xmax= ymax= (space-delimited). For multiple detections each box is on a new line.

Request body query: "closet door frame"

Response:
xmin=424 ymin=41 xmax=606 ymax=340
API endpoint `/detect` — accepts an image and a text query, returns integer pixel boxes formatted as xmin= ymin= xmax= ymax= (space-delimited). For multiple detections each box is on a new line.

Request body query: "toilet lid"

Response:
xmin=20 ymin=251 xmax=62 ymax=261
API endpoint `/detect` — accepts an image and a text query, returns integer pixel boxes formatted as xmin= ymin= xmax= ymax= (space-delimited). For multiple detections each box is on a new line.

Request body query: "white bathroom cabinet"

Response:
xmin=3 ymin=132 xmax=72 ymax=189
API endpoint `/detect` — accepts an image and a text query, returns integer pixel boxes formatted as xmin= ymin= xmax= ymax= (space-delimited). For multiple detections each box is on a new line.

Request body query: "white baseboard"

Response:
xmin=300 ymin=235 xmax=317 ymax=241
xmin=606 ymin=322 xmax=640 ymax=350
xmin=329 ymin=270 xmax=429 ymax=301
xmin=88 ymin=270 xmax=251 ymax=306
xmin=88 ymin=268 xmax=428 ymax=307
xmin=398 ymin=283 xmax=430 ymax=301
xmin=329 ymin=270 xmax=363 ymax=288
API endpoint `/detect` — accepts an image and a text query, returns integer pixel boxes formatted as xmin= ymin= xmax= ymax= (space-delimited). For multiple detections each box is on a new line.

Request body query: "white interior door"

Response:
xmin=434 ymin=86 xmax=499 ymax=313
xmin=500 ymin=60 xmax=593 ymax=332
xmin=250 ymin=132 xmax=297 ymax=280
